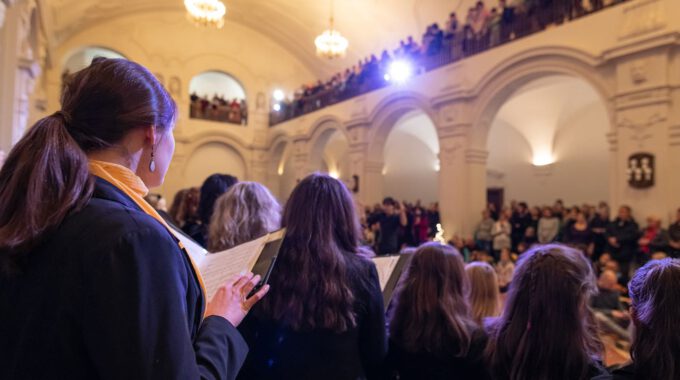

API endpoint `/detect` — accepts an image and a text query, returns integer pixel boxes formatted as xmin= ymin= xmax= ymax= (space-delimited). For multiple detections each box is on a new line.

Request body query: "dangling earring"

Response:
xmin=149 ymin=147 xmax=156 ymax=173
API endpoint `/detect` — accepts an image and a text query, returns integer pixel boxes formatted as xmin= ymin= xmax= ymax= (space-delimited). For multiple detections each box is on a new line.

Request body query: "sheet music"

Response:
xmin=174 ymin=231 xmax=208 ymax=267
xmin=200 ymin=237 xmax=265 ymax=300
xmin=372 ymin=256 xmax=401 ymax=291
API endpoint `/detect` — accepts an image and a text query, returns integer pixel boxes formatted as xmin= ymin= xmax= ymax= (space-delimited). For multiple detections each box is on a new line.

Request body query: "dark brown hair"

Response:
xmin=0 ymin=57 xmax=176 ymax=273
xmin=389 ymin=243 xmax=476 ymax=358
xmin=628 ymin=258 xmax=680 ymax=380
xmin=485 ymin=244 xmax=602 ymax=380
xmin=256 ymin=173 xmax=366 ymax=332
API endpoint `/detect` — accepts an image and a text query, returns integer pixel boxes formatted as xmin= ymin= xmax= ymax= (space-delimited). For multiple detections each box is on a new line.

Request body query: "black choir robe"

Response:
xmin=0 ymin=178 xmax=248 ymax=379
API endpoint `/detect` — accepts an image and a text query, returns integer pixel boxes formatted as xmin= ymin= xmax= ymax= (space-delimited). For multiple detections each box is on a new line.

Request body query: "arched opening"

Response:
xmin=309 ymin=127 xmax=350 ymax=182
xmin=486 ymin=75 xmax=610 ymax=207
xmin=62 ymin=46 xmax=126 ymax=75
xmin=183 ymin=142 xmax=247 ymax=187
xmin=382 ymin=111 xmax=440 ymax=204
xmin=268 ymin=140 xmax=296 ymax=202
xmin=189 ymin=71 xmax=247 ymax=125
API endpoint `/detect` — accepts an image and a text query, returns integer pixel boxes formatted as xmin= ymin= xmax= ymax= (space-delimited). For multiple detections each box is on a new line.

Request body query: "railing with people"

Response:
xmin=269 ymin=0 xmax=630 ymax=127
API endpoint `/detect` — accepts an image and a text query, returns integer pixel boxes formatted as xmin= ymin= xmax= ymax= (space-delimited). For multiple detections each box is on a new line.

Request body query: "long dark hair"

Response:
xmin=257 ymin=173 xmax=365 ymax=332
xmin=629 ymin=258 xmax=680 ymax=380
xmin=197 ymin=173 xmax=238 ymax=224
xmin=485 ymin=244 xmax=602 ymax=380
xmin=389 ymin=243 xmax=476 ymax=358
xmin=0 ymin=58 xmax=176 ymax=273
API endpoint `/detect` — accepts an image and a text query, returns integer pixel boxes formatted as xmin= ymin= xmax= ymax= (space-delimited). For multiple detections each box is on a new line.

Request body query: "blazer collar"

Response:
xmin=92 ymin=176 xmax=143 ymax=212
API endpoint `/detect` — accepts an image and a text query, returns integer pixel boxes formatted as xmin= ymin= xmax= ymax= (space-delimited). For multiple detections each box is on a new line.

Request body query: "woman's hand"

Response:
xmin=205 ymin=272 xmax=269 ymax=327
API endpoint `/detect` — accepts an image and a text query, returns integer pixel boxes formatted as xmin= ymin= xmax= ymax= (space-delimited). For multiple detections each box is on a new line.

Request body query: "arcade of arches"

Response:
xmin=1 ymin=0 xmax=679 ymax=239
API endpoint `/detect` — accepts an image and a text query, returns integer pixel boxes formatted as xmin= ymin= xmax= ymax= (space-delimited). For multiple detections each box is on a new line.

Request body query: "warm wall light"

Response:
xmin=532 ymin=151 xmax=555 ymax=166
xmin=329 ymin=170 xmax=340 ymax=179
xmin=273 ymin=89 xmax=285 ymax=101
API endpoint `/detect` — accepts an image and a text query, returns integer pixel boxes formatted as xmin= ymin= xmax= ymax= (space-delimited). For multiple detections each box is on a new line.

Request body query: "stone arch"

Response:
xmin=366 ymin=91 xmax=440 ymax=163
xmin=182 ymin=131 xmax=251 ymax=180
xmin=307 ymin=115 xmax=349 ymax=171
xmin=468 ymin=47 xmax=614 ymax=149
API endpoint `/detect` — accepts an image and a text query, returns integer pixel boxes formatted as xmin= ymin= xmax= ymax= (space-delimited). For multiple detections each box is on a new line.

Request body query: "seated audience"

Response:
xmin=385 ymin=243 xmax=490 ymax=380
xmin=607 ymin=258 xmax=680 ymax=380
xmin=495 ymin=248 xmax=515 ymax=293
xmin=208 ymin=182 xmax=281 ymax=252
xmin=169 ymin=187 xmax=200 ymax=231
xmin=485 ymin=244 xmax=607 ymax=380
xmin=466 ymin=261 xmax=501 ymax=325
xmin=237 ymin=174 xmax=386 ymax=379
xmin=591 ymin=270 xmax=630 ymax=340
xmin=188 ymin=173 xmax=238 ymax=247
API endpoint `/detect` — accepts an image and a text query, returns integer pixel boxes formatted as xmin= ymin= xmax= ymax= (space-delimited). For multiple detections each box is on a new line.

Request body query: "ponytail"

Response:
xmin=0 ymin=57 xmax=176 ymax=274
xmin=0 ymin=113 xmax=93 ymax=274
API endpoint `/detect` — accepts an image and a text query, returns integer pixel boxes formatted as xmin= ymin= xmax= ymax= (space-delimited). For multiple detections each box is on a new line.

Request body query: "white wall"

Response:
xmin=182 ymin=142 xmax=247 ymax=187
xmin=383 ymin=113 xmax=439 ymax=203
xmin=487 ymin=101 xmax=609 ymax=206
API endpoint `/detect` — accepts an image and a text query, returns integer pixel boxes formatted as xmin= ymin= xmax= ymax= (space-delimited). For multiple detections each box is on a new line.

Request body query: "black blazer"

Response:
xmin=383 ymin=328 xmax=491 ymax=380
xmin=0 ymin=178 xmax=248 ymax=379
xmin=237 ymin=258 xmax=387 ymax=380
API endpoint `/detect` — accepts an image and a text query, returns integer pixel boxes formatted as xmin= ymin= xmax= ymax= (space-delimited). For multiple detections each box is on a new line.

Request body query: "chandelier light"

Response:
xmin=315 ymin=0 xmax=348 ymax=59
xmin=184 ymin=0 xmax=226 ymax=29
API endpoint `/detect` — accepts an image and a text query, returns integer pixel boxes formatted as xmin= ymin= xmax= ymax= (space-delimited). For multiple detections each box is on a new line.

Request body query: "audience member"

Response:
xmin=606 ymin=206 xmax=639 ymax=282
xmin=538 ymin=207 xmax=560 ymax=243
xmin=492 ymin=212 xmax=512 ymax=259
xmin=485 ymin=244 xmax=607 ymax=380
xmin=563 ymin=210 xmax=594 ymax=255
xmin=208 ymin=182 xmax=281 ymax=252
xmin=637 ymin=216 xmax=667 ymax=263
xmin=189 ymin=173 xmax=238 ymax=247
xmin=591 ymin=270 xmax=630 ymax=340
xmin=373 ymin=197 xmax=408 ymax=255
xmin=475 ymin=209 xmax=495 ymax=253
xmin=238 ymin=174 xmax=386 ymax=379
xmin=495 ymin=248 xmax=515 ymax=293
xmin=385 ymin=243 xmax=490 ymax=379
xmin=466 ymin=261 xmax=501 ymax=326
xmin=667 ymin=208 xmax=680 ymax=258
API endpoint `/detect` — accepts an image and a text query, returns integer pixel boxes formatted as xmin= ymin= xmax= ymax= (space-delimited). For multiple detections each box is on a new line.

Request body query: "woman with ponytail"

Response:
xmin=0 ymin=58 xmax=267 ymax=379
xmin=605 ymin=258 xmax=680 ymax=380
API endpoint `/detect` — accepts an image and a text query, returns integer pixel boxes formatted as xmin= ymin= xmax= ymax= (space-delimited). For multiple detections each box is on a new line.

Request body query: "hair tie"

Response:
xmin=53 ymin=110 xmax=73 ymax=125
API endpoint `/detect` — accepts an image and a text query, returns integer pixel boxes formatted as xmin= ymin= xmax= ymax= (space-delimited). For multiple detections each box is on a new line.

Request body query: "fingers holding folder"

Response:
xmin=206 ymin=272 xmax=270 ymax=327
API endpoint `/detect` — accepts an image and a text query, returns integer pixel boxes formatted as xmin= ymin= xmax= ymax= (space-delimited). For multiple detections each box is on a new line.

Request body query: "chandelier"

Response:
xmin=314 ymin=1 xmax=348 ymax=59
xmin=184 ymin=0 xmax=226 ymax=29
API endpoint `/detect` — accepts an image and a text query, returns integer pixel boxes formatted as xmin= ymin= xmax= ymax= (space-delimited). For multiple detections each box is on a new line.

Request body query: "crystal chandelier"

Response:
xmin=184 ymin=0 xmax=227 ymax=29
xmin=314 ymin=0 xmax=348 ymax=59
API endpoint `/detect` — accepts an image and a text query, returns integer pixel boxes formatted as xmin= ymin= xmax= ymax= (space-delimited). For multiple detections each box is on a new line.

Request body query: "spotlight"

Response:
xmin=273 ymin=89 xmax=285 ymax=102
xmin=386 ymin=60 xmax=413 ymax=83
xmin=273 ymin=103 xmax=281 ymax=112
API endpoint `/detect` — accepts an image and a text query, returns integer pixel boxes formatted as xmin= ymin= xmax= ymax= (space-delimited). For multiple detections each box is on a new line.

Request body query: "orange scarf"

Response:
xmin=88 ymin=160 xmax=207 ymax=316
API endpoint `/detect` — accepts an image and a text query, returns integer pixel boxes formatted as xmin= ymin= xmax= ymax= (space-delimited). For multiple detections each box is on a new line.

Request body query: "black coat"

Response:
xmin=237 ymin=259 xmax=386 ymax=380
xmin=0 ymin=178 xmax=248 ymax=379
xmin=384 ymin=328 xmax=491 ymax=380
xmin=606 ymin=218 xmax=640 ymax=263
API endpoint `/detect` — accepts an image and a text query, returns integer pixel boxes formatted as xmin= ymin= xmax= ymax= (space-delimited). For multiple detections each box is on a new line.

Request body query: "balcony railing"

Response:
xmin=269 ymin=0 xmax=629 ymax=127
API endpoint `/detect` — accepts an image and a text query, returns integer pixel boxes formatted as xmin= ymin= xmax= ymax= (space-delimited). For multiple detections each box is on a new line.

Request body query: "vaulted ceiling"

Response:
xmin=44 ymin=0 xmax=476 ymax=78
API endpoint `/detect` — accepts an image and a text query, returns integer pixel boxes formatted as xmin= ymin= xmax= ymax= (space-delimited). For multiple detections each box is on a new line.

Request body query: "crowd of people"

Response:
xmin=3 ymin=57 xmax=678 ymax=380
xmin=156 ymin=172 xmax=679 ymax=380
xmin=271 ymin=0 xmax=628 ymax=125
xmin=190 ymin=92 xmax=248 ymax=125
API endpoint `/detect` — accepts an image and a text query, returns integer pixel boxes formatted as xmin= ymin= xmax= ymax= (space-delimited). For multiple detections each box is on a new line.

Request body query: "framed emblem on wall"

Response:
xmin=627 ymin=152 xmax=654 ymax=189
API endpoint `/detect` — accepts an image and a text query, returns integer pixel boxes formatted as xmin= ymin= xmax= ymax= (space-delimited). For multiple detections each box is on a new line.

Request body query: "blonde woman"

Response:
xmin=208 ymin=182 xmax=281 ymax=252
xmin=465 ymin=261 xmax=501 ymax=326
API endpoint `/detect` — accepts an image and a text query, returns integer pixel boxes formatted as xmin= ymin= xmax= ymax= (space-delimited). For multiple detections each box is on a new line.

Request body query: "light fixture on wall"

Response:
xmin=532 ymin=151 xmax=556 ymax=167
xmin=184 ymin=0 xmax=226 ymax=29
xmin=315 ymin=0 xmax=349 ymax=59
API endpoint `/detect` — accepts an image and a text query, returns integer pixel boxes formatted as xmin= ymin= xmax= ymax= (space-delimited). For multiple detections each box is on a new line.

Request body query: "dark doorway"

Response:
xmin=487 ymin=188 xmax=504 ymax=215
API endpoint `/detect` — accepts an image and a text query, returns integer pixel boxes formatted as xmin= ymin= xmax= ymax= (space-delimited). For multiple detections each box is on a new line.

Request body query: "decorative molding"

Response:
xmin=630 ymin=59 xmax=648 ymax=85
xmin=618 ymin=0 xmax=667 ymax=41
xmin=614 ymin=87 xmax=670 ymax=110
xmin=606 ymin=131 xmax=618 ymax=152
xmin=618 ymin=113 xmax=665 ymax=148
xmin=668 ymin=124 xmax=680 ymax=146
xmin=465 ymin=148 xmax=489 ymax=165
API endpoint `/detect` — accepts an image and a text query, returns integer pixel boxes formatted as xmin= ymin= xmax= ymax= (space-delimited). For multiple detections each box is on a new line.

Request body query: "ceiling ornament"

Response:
xmin=184 ymin=0 xmax=226 ymax=29
xmin=314 ymin=0 xmax=348 ymax=59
